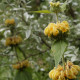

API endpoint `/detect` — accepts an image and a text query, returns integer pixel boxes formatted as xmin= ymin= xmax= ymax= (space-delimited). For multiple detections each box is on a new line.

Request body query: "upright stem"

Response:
xmin=62 ymin=53 xmax=65 ymax=70
xmin=56 ymin=12 xmax=58 ymax=22
xmin=14 ymin=46 xmax=19 ymax=62
xmin=18 ymin=46 xmax=27 ymax=59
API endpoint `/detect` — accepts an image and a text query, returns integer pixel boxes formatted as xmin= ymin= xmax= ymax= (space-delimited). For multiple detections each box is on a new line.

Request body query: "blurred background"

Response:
xmin=0 ymin=0 xmax=80 ymax=80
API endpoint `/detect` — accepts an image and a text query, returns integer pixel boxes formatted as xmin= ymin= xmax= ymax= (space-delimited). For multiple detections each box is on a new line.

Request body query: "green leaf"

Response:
xmin=24 ymin=70 xmax=32 ymax=80
xmin=24 ymin=68 xmax=33 ymax=80
xmin=31 ymin=10 xmax=53 ymax=14
xmin=60 ymin=1 xmax=67 ymax=12
xmin=51 ymin=40 xmax=68 ymax=67
xmin=14 ymin=68 xmax=33 ymax=80
xmin=0 ymin=3 xmax=7 ymax=11
xmin=33 ymin=72 xmax=41 ymax=80
xmin=14 ymin=71 xmax=24 ymax=80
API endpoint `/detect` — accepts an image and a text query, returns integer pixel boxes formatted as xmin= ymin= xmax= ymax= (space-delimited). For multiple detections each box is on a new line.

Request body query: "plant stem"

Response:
xmin=14 ymin=46 xmax=19 ymax=62
xmin=18 ymin=46 xmax=27 ymax=59
xmin=62 ymin=53 xmax=65 ymax=70
xmin=56 ymin=12 xmax=58 ymax=22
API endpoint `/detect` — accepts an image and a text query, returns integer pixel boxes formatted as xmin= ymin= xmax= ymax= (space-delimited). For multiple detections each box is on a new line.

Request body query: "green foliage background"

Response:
xmin=0 ymin=0 xmax=80 ymax=80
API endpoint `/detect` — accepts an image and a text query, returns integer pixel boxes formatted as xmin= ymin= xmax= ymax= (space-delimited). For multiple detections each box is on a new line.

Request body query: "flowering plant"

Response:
xmin=44 ymin=21 xmax=69 ymax=38
xmin=43 ymin=1 xmax=80 ymax=80
xmin=4 ymin=19 xmax=33 ymax=80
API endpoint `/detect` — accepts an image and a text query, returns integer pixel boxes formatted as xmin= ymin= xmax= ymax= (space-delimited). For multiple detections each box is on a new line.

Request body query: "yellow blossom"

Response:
xmin=5 ymin=19 xmax=10 ymax=25
xmin=5 ymin=37 xmax=12 ymax=46
xmin=9 ymin=19 xmax=15 ymax=25
xmin=5 ymin=19 xmax=15 ymax=26
xmin=49 ymin=69 xmax=56 ymax=78
xmin=12 ymin=60 xmax=30 ymax=69
xmin=66 ymin=61 xmax=73 ymax=66
xmin=65 ymin=69 xmax=76 ymax=79
xmin=50 ymin=2 xmax=60 ymax=7
xmin=50 ymin=2 xmax=55 ymax=6
xmin=56 ymin=2 xmax=60 ymax=6
xmin=49 ymin=61 xmax=80 ymax=80
xmin=44 ymin=23 xmax=58 ymax=37
xmin=44 ymin=23 xmax=59 ymax=37
xmin=64 ymin=61 xmax=80 ymax=79
xmin=53 ymin=28 xmax=59 ymax=36
xmin=71 ymin=66 xmax=78 ymax=75
xmin=57 ymin=65 xmax=63 ymax=71
xmin=62 ymin=21 xmax=69 ymax=28
xmin=49 ymin=66 xmax=65 ymax=80
xmin=44 ymin=27 xmax=49 ymax=36
xmin=58 ymin=71 xmax=65 ymax=80
xmin=72 ymin=65 xmax=80 ymax=71
xmin=15 ymin=36 xmax=22 ymax=44
xmin=44 ymin=21 xmax=69 ymax=38
xmin=60 ymin=24 xmax=67 ymax=33
xmin=57 ymin=21 xmax=69 ymax=33
xmin=48 ymin=32 xmax=51 ymax=37
xmin=5 ymin=36 xmax=22 ymax=46
xmin=49 ymin=23 xmax=57 ymax=34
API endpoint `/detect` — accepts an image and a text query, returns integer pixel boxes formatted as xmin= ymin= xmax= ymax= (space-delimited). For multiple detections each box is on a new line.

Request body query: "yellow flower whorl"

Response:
xmin=44 ymin=23 xmax=59 ymax=37
xmin=49 ymin=61 xmax=80 ymax=80
xmin=49 ymin=65 xmax=65 ymax=80
xmin=64 ymin=61 xmax=80 ymax=79
xmin=50 ymin=1 xmax=60 ymax=7
xmin=5 ymin=36 xmax=22 ymax=46
xmin=5 ymin=19 xmax=15 ymax=26
xmin=50 ymin=1 xmax=61 ymax=13
xmin=44 ymin=21 xmax=69 ymax=38
xmin=12 ymin=60 xmax=30 ymax=70
xmin=10 ymin=19 xmax=15 ymax=25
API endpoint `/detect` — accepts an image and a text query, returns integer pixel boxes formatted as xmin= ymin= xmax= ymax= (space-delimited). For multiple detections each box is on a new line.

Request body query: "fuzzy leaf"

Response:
xmin=14 ymin=68 xmax=33 ymax=80
xmin=51 ymin=40 xmax=68 ymax=67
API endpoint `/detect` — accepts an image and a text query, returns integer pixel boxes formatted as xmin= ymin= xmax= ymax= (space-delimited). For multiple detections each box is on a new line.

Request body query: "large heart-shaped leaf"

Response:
xmin=51 ymin=40 xmax=68 ymax=67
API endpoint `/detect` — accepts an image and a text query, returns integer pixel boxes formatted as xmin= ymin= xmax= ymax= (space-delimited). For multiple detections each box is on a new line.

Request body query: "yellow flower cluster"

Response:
xmin=5 ymin=19 xmax=15 ymax=26
xmin=50 ymin=1 xmax=60 ymax=7
xmin=49 ymin=61 xmax=80 ymax=80
xmin=6 ymin=36 xmax=22 ymax=46
xmin=49 ymin=65 xmax=65 ymax=80
xmin=50 ymin=1 xmax=61 ymax=13
xmin=44 ymin=21 xmax=69 ymax=37
xmin=12 ymin=60 xmax=30 ymax=69
xmin=65 ymin=61 xmax=80 ymax=79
